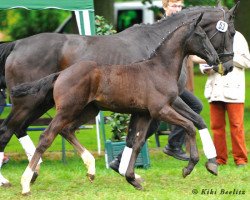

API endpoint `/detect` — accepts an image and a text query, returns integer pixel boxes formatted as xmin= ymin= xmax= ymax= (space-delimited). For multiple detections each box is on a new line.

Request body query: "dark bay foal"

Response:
xmin=12 ymin=16 xmax=219 ymax=194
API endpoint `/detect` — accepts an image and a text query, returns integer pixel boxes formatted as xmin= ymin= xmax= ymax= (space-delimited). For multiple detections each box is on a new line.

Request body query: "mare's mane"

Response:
xmin=120 ymin=5 xmax=228 ymax=33
xmin=116 ymin=5 xmax=228 ymax=61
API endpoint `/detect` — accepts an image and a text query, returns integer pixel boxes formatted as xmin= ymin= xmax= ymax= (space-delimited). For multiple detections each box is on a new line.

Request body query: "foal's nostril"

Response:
xmin=229 ymin=66 xmax=233 ymax=72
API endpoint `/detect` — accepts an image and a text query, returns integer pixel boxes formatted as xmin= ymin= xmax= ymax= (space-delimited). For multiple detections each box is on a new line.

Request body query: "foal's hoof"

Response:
xmin=30 ymin=172 xmax=39 ymax=184
xmin=205 ymin=162 xmax=218 ymax=176
xmin=136 ymin=177 xmax=145 ymax=184
xmin=182 ymin=167 xmax=190 ymax=178
xmin=126 ymin=178 xmax=143 ymax=190
xmin=1 ymin=182 xmax=12 ymax=187
xmin=22 ymin=191 xmax=31 ymax=196
xmin=87 ymin=173 xmax=95 ymax=183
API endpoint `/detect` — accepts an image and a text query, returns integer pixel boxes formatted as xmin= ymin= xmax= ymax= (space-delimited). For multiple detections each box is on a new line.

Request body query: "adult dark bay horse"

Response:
xmin=0 ymin=4 xmax=238 ymax=187
xmin=12 ymin=16 xmax=219 ymax=194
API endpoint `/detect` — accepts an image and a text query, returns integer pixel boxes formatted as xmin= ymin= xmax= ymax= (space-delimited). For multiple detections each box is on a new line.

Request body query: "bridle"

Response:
xmin=208 ymin=8 xmax=234 ymax=63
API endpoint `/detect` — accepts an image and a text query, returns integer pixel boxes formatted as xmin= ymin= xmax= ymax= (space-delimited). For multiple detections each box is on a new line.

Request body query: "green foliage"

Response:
xmin=0 ymin=10 xmax=115 ymax=40
xmin=107 ymin=112 xmax=130 ymax=141
xmin=0 ymin=9 xmax=70 ymax=40
xmin=95 ymin=15 xmax=117 ymax=35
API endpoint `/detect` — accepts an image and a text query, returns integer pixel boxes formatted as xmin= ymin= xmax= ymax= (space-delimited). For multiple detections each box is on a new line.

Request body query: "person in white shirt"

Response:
xmin=200 ymin=31 xmax=250 ymax=167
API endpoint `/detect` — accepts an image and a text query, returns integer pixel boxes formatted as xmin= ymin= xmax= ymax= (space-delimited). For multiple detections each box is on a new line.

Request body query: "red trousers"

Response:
xmin=210 ymin=102 xmax=248 ymax=165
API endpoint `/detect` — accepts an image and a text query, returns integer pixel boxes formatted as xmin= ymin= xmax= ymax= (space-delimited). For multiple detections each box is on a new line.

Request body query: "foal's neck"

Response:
xmin=151 ymin=25 xmax=190 ymax=68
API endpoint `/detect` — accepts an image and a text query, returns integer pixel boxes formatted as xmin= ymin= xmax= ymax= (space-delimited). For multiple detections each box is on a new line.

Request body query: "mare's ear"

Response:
xmin=194 ymin=13 xmax=204 ymax=27
xmin=229 ymin=1 xmax=240 ymax=19
xmin=216 ymin=0 xmax=223 ymax=8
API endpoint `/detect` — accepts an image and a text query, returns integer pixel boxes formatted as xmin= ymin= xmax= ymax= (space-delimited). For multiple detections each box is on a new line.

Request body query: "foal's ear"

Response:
xmin=194 ymin=13 xmax=204 ymax=27
xmin=229 ymin=1 xmax=240 ymax=19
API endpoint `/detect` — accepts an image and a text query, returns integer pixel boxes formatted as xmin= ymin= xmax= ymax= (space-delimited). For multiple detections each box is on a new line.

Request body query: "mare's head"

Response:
xmin=185 ymin=14 xmax=219 ymax=67
xmin=201 ymin=2 xmax=240 ymax=75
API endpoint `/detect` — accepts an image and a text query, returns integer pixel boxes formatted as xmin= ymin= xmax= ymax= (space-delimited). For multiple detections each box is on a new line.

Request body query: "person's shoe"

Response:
xmin=163 ymin=145 xmax=189 ymax=161
xmin=2 ymin=156 xmax=9 ymax=165
xmin=109 ymin=158 xmax=120 ymax=174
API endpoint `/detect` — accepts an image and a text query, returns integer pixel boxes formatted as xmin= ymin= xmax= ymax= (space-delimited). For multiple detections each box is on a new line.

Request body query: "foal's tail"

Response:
xmin=0 ymin=41 xmax=16 ymax=89
xmin=11 ymin=72 xmax=60 ymax=98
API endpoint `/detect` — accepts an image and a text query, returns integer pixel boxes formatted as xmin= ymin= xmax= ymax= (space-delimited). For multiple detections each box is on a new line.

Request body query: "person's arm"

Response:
xmin=189 ymin=55 xmax=213 ymax=74
xmin=189 ymin=55 xmax=207 ymax=64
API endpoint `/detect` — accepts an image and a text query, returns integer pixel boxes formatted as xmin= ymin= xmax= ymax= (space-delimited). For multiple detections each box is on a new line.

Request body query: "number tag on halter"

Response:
xmin=216 ymin=20 xmax=228 ymax=32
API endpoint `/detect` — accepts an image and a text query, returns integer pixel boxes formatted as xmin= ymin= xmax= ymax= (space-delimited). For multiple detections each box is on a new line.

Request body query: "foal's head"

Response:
xmin=186 ymin=14 xmax=219 ymax=67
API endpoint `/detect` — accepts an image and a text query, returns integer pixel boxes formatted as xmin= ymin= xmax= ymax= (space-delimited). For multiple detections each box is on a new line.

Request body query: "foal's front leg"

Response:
xmin=153 ymin=105 xmax=199 ymax=177
xmin=172 ymin=97 xmax=218 ymax=175
xmin=109 ymin=115 xmax=157 ymax=182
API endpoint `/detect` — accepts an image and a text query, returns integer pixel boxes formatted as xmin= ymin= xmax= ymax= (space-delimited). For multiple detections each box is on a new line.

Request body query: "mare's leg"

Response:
xmin=172 ymin=96 xmax=218 ymax=175
xmin=0 ymin=127 xmax=13 ymax=187
xmin=0 ymin=106 xmax=45 ymax=187
xmin=118 ymin=114 xmax=152 ymax=189
xmin=151 ymin=104 xmax=199 ymax=178
xmin=0 ymin=102 xmax=54 ymax=186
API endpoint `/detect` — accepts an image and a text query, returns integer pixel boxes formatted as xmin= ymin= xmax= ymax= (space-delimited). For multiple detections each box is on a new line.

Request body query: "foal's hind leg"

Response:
xmin=172 ymin=97 xmax=218 ymax=175
xmin=21 ymin=113 xmax=67 ymax=195
xmin=60 ymin=104 xmax=99 ymax=182
xmin=152 ymin=105 xmax=199 ymax=177
xmin=21 ymin=103 xmax=99 ymax=195
xmin=0 ymin=128 xmax=13 ymax=187
xmin=61 ymin=132 xmax=95 ymax=182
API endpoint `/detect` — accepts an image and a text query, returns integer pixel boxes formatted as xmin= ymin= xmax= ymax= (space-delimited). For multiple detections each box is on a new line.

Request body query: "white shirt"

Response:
xmin=203 ymin=31 xmax=250 ymax=103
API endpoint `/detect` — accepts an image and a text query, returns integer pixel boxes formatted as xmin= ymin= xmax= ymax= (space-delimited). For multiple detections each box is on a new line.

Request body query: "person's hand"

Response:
xmin=199 ymin=64 xmax=213 ymax=74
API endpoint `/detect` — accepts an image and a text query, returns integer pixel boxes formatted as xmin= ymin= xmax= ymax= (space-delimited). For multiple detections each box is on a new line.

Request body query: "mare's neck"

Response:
xmin=117 ymin=14 xmax=192 ymax=58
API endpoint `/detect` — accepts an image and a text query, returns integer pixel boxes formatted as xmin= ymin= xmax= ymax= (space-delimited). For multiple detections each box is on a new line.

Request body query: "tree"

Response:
xmin=0 ymin=9 xmax=69 ymax=40
xmin=235 ymin=0 xmax=250 ymax=43
xmin=94 ymin=0 xmax=114 ymax=24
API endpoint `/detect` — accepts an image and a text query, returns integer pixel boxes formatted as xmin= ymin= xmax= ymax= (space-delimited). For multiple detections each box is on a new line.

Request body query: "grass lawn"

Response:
xmin=0 ymin=70 xmax=250 ymax=199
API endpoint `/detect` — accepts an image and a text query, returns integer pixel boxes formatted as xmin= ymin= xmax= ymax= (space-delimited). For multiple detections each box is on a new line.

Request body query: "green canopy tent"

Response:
xmin=0 ymin=0 xmax=96 ymax=35
xmin=0 ymin=0 xmax=105 ymax=159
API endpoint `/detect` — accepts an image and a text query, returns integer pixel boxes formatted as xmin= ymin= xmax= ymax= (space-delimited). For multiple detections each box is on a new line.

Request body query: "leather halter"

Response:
xmin=209 ymin=8 xmax=234 ymax=63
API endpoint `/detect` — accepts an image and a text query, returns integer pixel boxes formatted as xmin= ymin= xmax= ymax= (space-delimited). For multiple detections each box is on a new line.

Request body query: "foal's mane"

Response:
xmin=148 ymin=20 xmax=195 ymax=60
